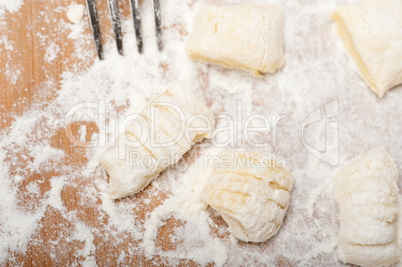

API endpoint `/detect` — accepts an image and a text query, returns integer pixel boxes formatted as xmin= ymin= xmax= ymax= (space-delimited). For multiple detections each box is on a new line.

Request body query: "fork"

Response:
xmin=85 ymin=0 xmax=162 ymax=59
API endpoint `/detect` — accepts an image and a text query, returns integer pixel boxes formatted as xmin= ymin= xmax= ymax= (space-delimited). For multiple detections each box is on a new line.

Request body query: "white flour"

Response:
xmin=0 ymin=0 xmax=402 ymax=266
xmin=0 ymin=0 xmax=23 ymax=18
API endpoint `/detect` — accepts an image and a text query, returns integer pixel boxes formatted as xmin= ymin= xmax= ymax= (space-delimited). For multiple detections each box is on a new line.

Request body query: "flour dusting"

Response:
xmin=0 ymin=0 xmax=23 ymax=18
xmin=0 ymin=0 xmax=402 ymax=266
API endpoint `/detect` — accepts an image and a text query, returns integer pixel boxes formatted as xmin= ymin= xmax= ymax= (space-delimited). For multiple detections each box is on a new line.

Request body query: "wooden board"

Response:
xmin=0 ymin=0 xmax=209 ymax=265
xmin=5 ymin=0 xmax=401 ymax=266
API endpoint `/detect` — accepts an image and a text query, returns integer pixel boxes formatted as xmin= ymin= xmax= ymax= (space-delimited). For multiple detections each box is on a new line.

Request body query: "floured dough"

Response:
xmin=201 ymin=150 xmax=293 ymax=242
xmin=186 ymin=4 xmax=285 ymax=77
xmin=334 ymin=147 xmax=400 ymax=267
xmin=333 ymin=0 xmax=402 ymax=97
xmin=99 ymin=83 xmax=215 ymax=199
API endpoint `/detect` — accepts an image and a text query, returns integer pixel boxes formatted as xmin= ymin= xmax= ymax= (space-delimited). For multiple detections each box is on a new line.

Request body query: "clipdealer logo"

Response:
xmin=301 ymin=99 xmax=339 ymax=166
xmin=64 ymin=99 xmax=339 ymax=166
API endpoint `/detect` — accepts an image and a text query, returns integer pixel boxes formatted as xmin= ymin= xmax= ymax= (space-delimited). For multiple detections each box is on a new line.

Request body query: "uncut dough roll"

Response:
xmin=334 ymin=147 xmax=400 ymax=267
xmin=201 ymin=150 xmax=293 ymax=242
xmin=100 ymin=83 xmax=215 ymax=199
xmin=186 ymin=4 xmax=285 ymax=77
xmin=332 ymin=0 xmax=402 ymax=98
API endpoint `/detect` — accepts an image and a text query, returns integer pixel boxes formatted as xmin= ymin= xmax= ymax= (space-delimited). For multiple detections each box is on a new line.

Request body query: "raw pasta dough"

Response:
xmin=333 ymin=0 xmax=402 ymax=97
xmin=186 ymin=4 xmax=285 ymax=77
xmin=201 ymin=150 xmax=293 ymax=242
xmin=99 ymin=83 xmax=215 ymax=199
xmin=334 ymin=147 xmax=400 ymax=267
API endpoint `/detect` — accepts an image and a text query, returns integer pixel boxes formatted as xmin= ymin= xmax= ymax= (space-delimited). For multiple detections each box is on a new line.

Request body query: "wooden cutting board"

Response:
xmin=0 ymin=0 xmax=208 ymax=265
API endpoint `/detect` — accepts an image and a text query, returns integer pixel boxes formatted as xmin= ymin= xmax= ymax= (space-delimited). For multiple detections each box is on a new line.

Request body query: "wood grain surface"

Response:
xmin=2 ymin=0 xmax=369 ymax=266
xmin=0 ymin=0 xmax=213 ymax=265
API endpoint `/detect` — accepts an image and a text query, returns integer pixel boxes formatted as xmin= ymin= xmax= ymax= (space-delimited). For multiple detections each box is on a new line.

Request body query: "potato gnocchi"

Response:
xmin=99 ymin=83 xmax=215 ymax=199
xmin=201 ymin=151 xmax=293 ymax=242
xmin=334 ymin=147 xmax=400 ymax=266
xmin=333 ymin=0 xmax=402 ymax=97
xmin=186 ymin=4 xmax=285 ymax=77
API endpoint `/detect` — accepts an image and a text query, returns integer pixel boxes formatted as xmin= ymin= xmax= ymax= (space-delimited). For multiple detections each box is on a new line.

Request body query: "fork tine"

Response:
xmin=86 ymin=0 xmax=104 ymax=60
xmin=129 ymin=0 xmax=143 ymax=54
xmin=107 ymin=0 xmax=123 ymax=55
xmin=152 ymin=0 xmax=163 ymax=51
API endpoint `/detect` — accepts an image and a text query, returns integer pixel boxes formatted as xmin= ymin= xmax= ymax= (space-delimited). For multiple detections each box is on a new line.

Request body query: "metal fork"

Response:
xmin=85 ymin=0 xmax=162 ymax=59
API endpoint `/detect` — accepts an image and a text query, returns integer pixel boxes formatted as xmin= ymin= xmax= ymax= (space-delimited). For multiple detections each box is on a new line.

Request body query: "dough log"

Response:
xmin=100 ymin=83 xmax=215 ymax=199
xmin=201 ymin=150 xmax=293 ymax=242
xmin=334 ymin=147 xmax=400 ymax=266
xmin=333 ymin=0 xmax=402 ymax=97
xmin=186 ymin=4 xmax=285 ymax=77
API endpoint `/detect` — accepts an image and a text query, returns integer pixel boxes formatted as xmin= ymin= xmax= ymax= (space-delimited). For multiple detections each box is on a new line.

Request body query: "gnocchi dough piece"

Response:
xmin=186 ymin=4 xmax=285 ymax=77
xmin=334 ymin=147 xmax=400 ymax=267
xmin=201 ymin=151 xmax=293 ymax=242
xmin=333 ymin=0 xmax=402 ymax=97
xmin=99 ymin=83 xmax=215 ymax=199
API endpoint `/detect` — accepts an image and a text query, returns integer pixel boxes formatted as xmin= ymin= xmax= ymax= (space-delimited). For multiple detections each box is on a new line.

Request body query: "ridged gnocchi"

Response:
xmin=99 ymin=83 xmax=215 ymax=199
xmin=334 ymin=147 xmax=400 ymax=266
xmin=186 ymin=4 xmax=285 ymax=77
xmin=201 ymin=151 xmax=293 ymax=242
